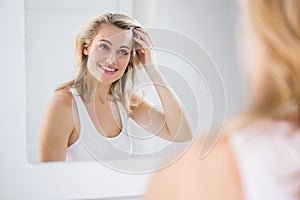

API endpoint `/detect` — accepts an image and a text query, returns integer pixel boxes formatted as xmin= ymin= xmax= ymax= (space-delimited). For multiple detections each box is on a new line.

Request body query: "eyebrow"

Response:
xmin=98 ymin=39 xmax=112 ymax=46
xmin=98 ymin=39 xmax=131 ymax=50
xmin=119 ymin=45 xmax=130 ymax=50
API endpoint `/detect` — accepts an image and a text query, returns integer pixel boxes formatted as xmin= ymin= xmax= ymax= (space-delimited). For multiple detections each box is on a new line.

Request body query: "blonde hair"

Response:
xmin=237 ymin=0 xmax=300 ymax=126
xmin=56 ymin=13 xmax=143 ymax=114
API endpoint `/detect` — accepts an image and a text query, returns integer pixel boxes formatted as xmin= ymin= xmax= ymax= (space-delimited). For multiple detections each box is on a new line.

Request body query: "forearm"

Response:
xmin=145 ymin=65 xmax=193 ymax=142
xmin=132 ymin=26 xmax=192 ymax=141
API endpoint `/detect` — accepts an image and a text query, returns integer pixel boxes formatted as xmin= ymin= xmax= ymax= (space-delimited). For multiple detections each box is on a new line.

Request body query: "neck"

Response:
xmin=94 ymin=83 xmax=111 ymax=103
xmin=84 ymin=72 xmax=113 ymax=103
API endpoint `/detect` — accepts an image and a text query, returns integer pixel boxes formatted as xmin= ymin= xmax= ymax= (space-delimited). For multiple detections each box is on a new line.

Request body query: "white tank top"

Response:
xmin=66 ymin=88 xmax=133 ymax=162
xmin=229 ymin=120 xmax=300 ymax=200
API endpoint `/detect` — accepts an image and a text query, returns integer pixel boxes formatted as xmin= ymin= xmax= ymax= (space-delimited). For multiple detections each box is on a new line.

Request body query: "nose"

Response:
xmin=105 ymin=52 xmax=117 ymax=65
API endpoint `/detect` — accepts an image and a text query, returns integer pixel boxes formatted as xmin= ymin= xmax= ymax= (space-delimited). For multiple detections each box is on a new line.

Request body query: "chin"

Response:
xmin=98 ymin=76 xmax=121 ymax=86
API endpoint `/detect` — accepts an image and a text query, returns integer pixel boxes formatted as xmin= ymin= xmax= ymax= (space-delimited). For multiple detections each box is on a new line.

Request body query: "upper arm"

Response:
xmin=143 ymin=137 xmax=243 ymax=200
xmin=39 ymin=90 xmax=75 ymax=162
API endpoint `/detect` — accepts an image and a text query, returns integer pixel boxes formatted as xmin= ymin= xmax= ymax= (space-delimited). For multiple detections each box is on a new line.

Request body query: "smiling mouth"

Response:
xmin=99 ymin=64 xmax=118 ymax=73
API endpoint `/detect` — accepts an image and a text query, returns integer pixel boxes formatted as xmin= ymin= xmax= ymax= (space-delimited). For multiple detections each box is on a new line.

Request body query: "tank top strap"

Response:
xmin=116 ymin=101 xmax=128 ymax=132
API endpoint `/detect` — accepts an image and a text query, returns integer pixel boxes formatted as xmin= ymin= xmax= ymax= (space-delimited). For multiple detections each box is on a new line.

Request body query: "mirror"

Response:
xmin=26 ymin=0 xmax=226 ymax=171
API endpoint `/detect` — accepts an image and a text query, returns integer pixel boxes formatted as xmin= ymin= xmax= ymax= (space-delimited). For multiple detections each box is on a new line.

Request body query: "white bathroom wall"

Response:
xmin=132 ymin=0 xmax=240 ymax=117
xmin=153 ymin=0 xmax=240 ymax=117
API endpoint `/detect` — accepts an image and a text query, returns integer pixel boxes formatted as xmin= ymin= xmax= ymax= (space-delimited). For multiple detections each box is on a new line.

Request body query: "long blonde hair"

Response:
xmin=238 ymin=0 xmax=300 ymax=126
xmin=56 ymin=13 xmax=142 ymax=114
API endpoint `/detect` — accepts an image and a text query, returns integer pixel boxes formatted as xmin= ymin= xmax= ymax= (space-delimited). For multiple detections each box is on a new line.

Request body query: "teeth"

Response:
xmin=100 ymin=65 xmax=117 ymax=72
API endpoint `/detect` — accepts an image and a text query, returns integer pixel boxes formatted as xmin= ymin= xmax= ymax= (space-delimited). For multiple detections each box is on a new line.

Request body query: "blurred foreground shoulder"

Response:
xmin=143 ymin=135 xmax=243 ymax=200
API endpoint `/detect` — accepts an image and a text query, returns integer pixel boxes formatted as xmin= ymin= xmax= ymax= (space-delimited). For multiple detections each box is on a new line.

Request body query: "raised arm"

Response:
xmin=39 ymin=90 xmax=75 ymax=162
xmin=130 ymin=27 xmax=192 ymax=142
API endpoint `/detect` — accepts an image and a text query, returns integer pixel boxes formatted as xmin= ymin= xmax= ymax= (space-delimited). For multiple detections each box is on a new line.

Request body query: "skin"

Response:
xmin=237 ymin=8 xmax=266 ymax=99
xmin=39 ymin=24 xmax=193 ymax=162
xmin=143 ymin=136 xmax=243 ymax=200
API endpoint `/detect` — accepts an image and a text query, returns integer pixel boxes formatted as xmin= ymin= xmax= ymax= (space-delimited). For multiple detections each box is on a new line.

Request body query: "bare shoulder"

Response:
xmin=143 ymin=135 xmax=243 ymax=200
xmin=41 ymin=88 xmax=75 ymax=130
xmin=39 ymin=88 xmax=75 ymax=162
xmin=50 ymin=88 xmax=74 ymax=108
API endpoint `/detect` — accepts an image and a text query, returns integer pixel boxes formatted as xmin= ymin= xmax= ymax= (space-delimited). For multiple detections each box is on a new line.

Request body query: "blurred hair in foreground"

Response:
xmin=237 ymin=0 xmax=300 ymax=127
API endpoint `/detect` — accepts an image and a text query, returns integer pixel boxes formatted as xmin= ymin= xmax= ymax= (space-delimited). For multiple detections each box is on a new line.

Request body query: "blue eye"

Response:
xmin=118 ymin=49 xmax=128 ymax=55
xmin=99 ymin=44 xmax=109 ymax=50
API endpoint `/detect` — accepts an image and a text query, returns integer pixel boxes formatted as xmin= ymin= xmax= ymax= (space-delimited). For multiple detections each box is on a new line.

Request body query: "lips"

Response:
xmin=98 ymin=64 xmax=118 ymax=74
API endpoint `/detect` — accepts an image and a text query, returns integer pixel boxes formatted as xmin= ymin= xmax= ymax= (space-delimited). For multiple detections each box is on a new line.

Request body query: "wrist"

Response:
xmin=144 ymin=62 xmax=159 ymax=72
xmin=143 ymin=55 xmax=157 ymax=70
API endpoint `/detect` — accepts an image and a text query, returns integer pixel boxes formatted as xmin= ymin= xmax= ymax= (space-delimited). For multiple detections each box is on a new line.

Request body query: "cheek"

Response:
xmin=94 ymin=52 xmax=108 ymax=62
xmin=238 ymin=20 xmax=264 ymax=78
xmin=237 ymin=23 xmax=267 ymax=99
xmin=117 ymin=56 xmax=131 ymax=70
xmin=246 ymin=32 xmax=265 ymax=84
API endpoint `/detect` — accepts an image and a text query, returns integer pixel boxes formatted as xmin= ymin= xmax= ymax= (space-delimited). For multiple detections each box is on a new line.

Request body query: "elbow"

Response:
xmin=171 ymin=128 xmax=193 ymax=143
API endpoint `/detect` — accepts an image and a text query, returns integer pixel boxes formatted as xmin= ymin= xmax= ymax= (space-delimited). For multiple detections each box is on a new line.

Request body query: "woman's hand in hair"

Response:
xmin=133 ymin=27 xmax=156 ymax=69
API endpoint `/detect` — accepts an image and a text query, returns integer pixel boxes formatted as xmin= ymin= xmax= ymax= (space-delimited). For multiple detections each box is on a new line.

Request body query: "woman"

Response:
xmin=144 ymin=0 xmax=300 ymax=199
xmin=39 ymin=13 xmax=192 ymax=162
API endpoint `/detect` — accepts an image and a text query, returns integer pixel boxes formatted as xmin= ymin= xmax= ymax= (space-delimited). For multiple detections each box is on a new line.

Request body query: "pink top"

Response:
xmin=229 ymin=120 xmax=300 ymax=200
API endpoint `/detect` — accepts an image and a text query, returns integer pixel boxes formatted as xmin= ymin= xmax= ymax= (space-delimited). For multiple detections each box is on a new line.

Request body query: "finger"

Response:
xmin=133 ymin=32 xmax=153 ymax=49
xmin=134 ymin=42 xmax=143 ymax=53
xmin=136 ymin=48 xmax=145 ymax=56
xmin=133 ymin=41 xmax=145 ymax=56
xmin=134 ymin=28 xmax=152 ymax=44
xmin=133 ymin=27 xmax=148 ymax=35
xmin=134 ymin=27 xmax=153 ymax=46
xmin=133 ymin=37 xmax=150 ymax=55
xmin=133 ymin=29 xmax=154 ymax=47
xmin=133 ymin=36 xmax=148 ymax=50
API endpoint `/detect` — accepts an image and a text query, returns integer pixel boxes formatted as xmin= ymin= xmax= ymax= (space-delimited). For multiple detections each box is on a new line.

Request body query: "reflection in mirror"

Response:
xmin=26 ymin=0 xmax=217 ymax=169
xmin=38 ymin=12 xmax=194 ymax=163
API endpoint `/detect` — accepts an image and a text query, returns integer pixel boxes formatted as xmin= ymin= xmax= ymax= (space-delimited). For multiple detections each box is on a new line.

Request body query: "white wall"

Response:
xmin=153 ymin=0 xmax=240 ymax=116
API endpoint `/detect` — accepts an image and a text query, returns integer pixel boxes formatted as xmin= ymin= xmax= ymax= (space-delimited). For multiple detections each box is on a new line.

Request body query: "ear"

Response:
xmin=83 ymin=45 xmax=89 ymax=55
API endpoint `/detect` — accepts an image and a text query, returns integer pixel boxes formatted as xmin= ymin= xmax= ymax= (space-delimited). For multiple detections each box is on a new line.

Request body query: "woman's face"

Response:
xmin=84 ymin=24 xmax=134 ymax=85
